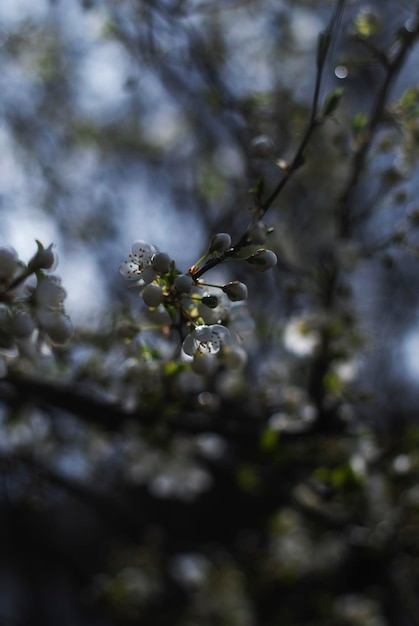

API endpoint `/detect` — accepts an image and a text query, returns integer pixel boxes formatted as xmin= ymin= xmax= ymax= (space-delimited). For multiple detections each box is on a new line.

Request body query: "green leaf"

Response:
xmin=259 ymin=427 xmax=280 ymax=452
xmin=352 ymin=112 xmax=368 ymax=136
xmin=236 ymin=465 xmax=260 ymax=493
xmin=354 ymin=10 xmax=381 ymax=37
xmin=248 ymin=176 xmax=265 ymax=201
xmin=321 ymin=88 xmax=344 ymax=117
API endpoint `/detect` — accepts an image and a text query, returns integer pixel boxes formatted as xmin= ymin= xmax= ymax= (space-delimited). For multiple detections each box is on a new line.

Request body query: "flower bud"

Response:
xmin=142 ymin=283 xmax=164 ymax=307
xmin=209 ymin=233 xmax=231 ymax=254
xmin=222 ymin=281 xmax=248 ymax=302
xmin=152 ymin=252 xmax=171 ymax=274
xmin=201 ymin=295 xmax=218 ymax=309
xmin=28 ymin=242 xmax=56 ymax=271
xmin=247 ymin=248 xmax=277 ymax=271
xmin=11 ymin=312 xmax=35 ymax=338
xmin=174 ymin=274 xmax=194 ymax=293
xmin=250 ymin=135 xmax=275 ymax=159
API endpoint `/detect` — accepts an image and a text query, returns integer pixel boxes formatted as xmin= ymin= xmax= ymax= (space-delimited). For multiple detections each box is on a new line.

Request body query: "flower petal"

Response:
xmin=131 ymin=241 xmax=157 ymax=257
xmin=194 ymin=325 xmax=213 ymax=342
xmin=119 ymin=260 xmax=141 ymax=280
xmin=182 ymin=334 xmax=197 ymax=356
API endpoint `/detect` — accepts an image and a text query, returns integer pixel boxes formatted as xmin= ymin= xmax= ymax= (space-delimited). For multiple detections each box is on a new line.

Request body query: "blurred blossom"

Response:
xmin=195 ymin=433 xmax=227 ymax=460
xmin=392 ymin=454 xmax=411 ymax=474
xmin=268 ymin=407 xmax=316 ymax=434
xmin=150 ymin=463 xmax=212 ymax=500
xmin=283 ymin=316 xmax=321 ymax=357
xmin=334 ymin=594 xmax=386 ymax=626
xmin=170 ymin=553 xmax=211 ymax=589
xmin=334 ymin=358 xmax=359 ymax=384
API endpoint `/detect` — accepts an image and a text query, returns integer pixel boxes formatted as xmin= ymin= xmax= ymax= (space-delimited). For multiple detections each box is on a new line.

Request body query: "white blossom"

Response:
xmin=182 ymin=324 xmax=230 ymax=358
xmin=37 ymin=310 xmax=73 ymax=344
xmin=34 ymin=276 xmax=66 ymax=309
xmin=34 ymin=276 xmax=72 ymax=345
xmin=119 ymin=241 xmax=158 ymax=285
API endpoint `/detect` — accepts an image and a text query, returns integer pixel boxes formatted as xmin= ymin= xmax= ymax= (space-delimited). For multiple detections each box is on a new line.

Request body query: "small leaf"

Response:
xmin=248 ymin=176 xmax=265 ymax=201
xmin=236 ymin=465 xmax=259 ymax=493
xmin=321 ymin=88 xmax=344 ymax=117
xmin=259 ymin=427 xmax=279 ymax=452
xmin=352 ymin=112 xmax=368 ymax=133
xmin=354 ymin=10 xmax=382 ymax=38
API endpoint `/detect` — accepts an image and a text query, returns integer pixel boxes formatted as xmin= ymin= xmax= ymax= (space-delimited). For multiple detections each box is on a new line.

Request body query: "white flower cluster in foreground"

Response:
xmin=0 ymin=241 xmax=72 ymax=376
xmin=120 ymin=233 xmax=277 ymax=373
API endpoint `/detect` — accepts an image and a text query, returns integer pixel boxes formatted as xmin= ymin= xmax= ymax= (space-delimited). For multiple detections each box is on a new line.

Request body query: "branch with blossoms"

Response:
xmin=0 ymin=242 xmax=72 ymax=377
xmin=118 ymin=0 xmax=346 ymax=372
xmin=119 ymin=234 xmax=275 ymax=372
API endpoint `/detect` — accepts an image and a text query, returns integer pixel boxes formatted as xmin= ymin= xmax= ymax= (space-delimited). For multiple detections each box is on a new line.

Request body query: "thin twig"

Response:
xmin=338 ymin=15 xmax=419 ymax=238
xmin=260 ymin=0 xmax=346 ymax=216
xmin=193 ymin=0 xmax=346 ymax=279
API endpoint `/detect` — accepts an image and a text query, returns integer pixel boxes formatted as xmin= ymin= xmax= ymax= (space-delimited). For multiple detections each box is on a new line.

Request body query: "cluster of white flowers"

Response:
xmin=119 ymin=233 xmax=277 ymax=373
xmin=34 ymin=276 xmax=73 ymax=345
xmin=0 ymin=242 xmax=72 ymax=376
